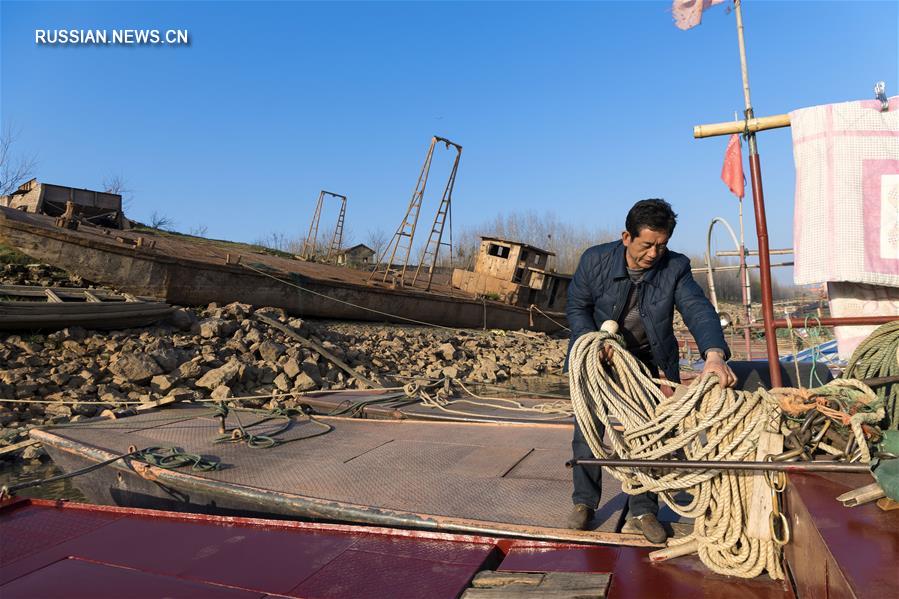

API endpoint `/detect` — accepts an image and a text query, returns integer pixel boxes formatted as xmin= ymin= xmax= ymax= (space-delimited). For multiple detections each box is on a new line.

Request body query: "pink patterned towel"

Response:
xmin=791 ymin=97 xmax=899 ymax=286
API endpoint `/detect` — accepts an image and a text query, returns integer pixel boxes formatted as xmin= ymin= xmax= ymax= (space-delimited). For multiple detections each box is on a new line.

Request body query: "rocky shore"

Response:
xmin=0 ymin=262 xmax=568 ymax=462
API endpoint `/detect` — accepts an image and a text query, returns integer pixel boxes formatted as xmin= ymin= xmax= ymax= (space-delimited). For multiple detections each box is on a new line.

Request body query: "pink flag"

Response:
xmin=721 ymin=133 xmax=746 ymax=199
xmin=672 ymin=0 xmax=726 ymax=30
xmin=721 ymin=134 xmax=745 ymax=199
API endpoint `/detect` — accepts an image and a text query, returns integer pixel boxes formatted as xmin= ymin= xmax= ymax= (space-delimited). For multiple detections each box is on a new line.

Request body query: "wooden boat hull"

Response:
xmin=0 ymin=206 xmax=567 ymax=332
xmin=0 ymin=285 xmax=172 ymax=331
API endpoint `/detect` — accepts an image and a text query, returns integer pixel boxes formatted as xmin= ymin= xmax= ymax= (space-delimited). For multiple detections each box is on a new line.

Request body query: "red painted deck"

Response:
xmin=785 ymin=472 xmax=899 ymax=599
xmin=0 ymin=498 xmax=794 ymax=598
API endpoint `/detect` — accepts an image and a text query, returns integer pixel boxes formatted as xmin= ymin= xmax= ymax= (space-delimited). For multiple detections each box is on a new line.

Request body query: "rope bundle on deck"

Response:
xmin=569 ymin=328 xmax=784 ymax=579
xmin=843 ymin=320 xmax=899 ymax=430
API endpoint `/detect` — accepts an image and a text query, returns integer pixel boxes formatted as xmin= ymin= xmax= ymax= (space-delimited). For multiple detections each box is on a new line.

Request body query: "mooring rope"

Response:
xmin=843 ymin=320 xmax=899 ymax=430
xmin=569 ymin=327 xmax=785 ymax=579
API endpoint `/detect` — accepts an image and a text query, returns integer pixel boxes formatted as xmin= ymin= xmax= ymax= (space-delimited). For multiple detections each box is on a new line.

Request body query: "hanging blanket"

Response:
xmin=791 ymin=96 xmax=899 ymax=286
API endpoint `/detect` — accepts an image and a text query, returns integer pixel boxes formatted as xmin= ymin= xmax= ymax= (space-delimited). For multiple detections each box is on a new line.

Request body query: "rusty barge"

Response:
xmin=0 ymin=206 xmax=567 ymax=333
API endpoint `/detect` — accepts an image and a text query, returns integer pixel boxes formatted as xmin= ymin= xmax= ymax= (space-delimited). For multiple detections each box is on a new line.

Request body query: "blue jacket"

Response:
xmin=565 ymin=240 xmax=729 ymax=383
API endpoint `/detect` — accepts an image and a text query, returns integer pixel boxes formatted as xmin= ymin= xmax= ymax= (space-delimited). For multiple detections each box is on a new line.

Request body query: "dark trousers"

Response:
xmin=570 ymin=350 xmax=659 ymax=518
xmin=571 ymin=419 xmax=658 ymax=517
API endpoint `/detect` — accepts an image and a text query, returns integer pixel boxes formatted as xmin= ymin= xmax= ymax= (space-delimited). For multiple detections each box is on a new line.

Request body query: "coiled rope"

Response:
xmin=569 ymin=328 xmax=783 ymax=579
xmin=843 ymin=320 xmax=899 ymax=430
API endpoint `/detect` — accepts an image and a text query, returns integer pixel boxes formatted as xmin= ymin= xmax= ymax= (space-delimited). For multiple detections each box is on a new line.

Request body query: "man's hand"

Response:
xmin=701 ymin=350 xmax=737 ymax=388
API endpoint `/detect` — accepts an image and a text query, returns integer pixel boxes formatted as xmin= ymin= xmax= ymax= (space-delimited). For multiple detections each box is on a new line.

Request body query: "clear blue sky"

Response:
xmin=1 ymin=1 xmax=897 ymax=278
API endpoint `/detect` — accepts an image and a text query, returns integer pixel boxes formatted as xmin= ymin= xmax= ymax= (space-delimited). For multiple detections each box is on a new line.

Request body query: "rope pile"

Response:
xmin=569 ymin=329 xmax=786 ymax=579
xmin=843 ymin=320 xmax=899 ymax=430
xmin=569 ymin=324 xmax=896 ymax=579
xmin=402 ymin=377 xmax=573 ymax=421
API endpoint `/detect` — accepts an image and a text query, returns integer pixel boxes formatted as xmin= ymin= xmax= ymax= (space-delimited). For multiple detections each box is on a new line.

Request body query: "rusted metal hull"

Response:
xmin=0 ymin=206 xmax=567 ymax=332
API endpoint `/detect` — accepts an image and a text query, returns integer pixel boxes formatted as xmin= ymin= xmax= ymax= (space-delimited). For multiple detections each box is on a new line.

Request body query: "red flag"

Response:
xmin=672 ymin=0 xmax=726 ymax=30
xmin=721 ymin=134 xmax=745 ymax=199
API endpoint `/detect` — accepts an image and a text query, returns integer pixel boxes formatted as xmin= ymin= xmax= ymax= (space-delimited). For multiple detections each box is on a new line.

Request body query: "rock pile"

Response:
xmin=0 ymin=301 xmax=568 ymax=461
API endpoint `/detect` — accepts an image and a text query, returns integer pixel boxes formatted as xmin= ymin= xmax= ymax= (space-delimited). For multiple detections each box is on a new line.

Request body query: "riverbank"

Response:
xmin=0 ymin=261 xmax=569 ymax=463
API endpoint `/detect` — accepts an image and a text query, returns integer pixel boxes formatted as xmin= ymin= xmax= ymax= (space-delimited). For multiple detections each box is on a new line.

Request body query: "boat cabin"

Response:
xmin=452 ymin=236 xmax=571 ymax=311
xmin=0 ymin=179 xmax=126 ymax=229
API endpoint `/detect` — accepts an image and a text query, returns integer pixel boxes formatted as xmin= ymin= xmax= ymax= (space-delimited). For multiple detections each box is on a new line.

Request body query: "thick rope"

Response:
xmin=569 ymin=329 xmax=783 ymax=579
xmin=843 ymin=320 xmax=899 ymax=430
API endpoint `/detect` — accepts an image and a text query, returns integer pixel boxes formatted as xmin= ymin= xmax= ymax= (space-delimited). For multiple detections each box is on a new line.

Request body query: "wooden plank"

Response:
xmin=44 ymin=288 xmax=63 ymax=303
xmin=541 ymin=573 xmax=610 ymax=591
xmin=746 ymin=430 xmax=784 ymax=540
xmin=461 ymin=589 xmax=606 ymax=598
xmin=0 ymin=285 xmax=131 ymax=301
xmin=0 ymin=439 xmax=39 ymax=457
xmin=255 ymin=313 xmax=382 ymax=389
xmin=83 ymin=290 xmax=102 ymax=303
xmin=472 ymin=572 xmax=543 ymax=588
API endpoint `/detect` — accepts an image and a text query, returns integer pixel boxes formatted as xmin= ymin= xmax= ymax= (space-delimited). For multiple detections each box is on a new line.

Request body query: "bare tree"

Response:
xmin=189 ymin=224 xmax=209 ymax=237
xmin=150 ymin=211 xmax=174 ymax=230
xmin=366 ymin=228 xmax=389 ymax=260
xmin=102 ymin=173 xmax=134 ymax=211
xmin=0 ymin=125 xmax=38 ymax=197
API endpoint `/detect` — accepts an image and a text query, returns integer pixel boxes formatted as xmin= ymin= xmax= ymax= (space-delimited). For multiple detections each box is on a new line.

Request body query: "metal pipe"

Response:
xmin=747 ymin=316 xmax=897 ymax=329
xmin=716 ymin=249 xmax=793 ymax=257
xmin=692 ymin=261 xmax=793 ymax=274
xmin=566 ymin=458 xmax=872 ymax=474
xmin=733 ymin=0 xmax=781 ymax=387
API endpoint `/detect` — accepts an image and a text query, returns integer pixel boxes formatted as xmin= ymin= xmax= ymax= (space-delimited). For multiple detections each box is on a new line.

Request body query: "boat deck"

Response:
xmin=0 ymin=498 xmax=794 ymax=598
xmin=34 ymin=407 xmax=643 ymax=540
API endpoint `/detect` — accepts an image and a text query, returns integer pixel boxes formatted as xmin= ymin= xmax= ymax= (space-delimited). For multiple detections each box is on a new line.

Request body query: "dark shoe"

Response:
xmin=566 ymin=504 xmax=595 ymax=530
xmin=634 ymin=513 xmax=668 ymax=544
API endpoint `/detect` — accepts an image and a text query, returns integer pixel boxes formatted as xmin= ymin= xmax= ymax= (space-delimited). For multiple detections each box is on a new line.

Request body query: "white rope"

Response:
xmin=568 ymin=329 xmax=784 ymax=579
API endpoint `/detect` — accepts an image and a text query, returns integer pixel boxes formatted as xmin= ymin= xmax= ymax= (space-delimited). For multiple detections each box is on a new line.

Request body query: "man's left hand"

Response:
xmin=701 ymin=350 xmax=737 ymax=388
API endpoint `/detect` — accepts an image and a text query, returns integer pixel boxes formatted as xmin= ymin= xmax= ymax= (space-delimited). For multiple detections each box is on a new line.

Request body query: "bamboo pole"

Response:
xmin=694 ymin=114 xmax=791 ymax=138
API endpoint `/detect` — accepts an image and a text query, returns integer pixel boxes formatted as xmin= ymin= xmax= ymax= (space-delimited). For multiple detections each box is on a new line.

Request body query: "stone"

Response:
xmin=301 ymin=362 xmax=323 ymax=385
xmin=273 ymin=373 xmax=292 ymax=392
xmin=108 ymin=353 xmax=163 ymax=384
xmin=0 ymin=408 xmax=16 ymax=426
xmin=177 ymin=360 xmax=203 ymax=380
xmin=258 ymin=340 xmax=286 ymax=363
xmin=437 ymin=342 xmax=457 ymax=361
xmin=223 ymin=302 xmax=252 ymax=319
xmin=169 ymin=308 xmax=195 ymax=330
xmin=198 ymin=318 xmax=238 ymax=339
xmin=283 ymin=357 xmax=302 ymax=379
xmin=442 ymin=366 xmax=459 ymax=379
xmin=60 ymin=326 xmax=87 ymax=341
xmin=22 ymin=444 xmax=47 ymax=460
xmin=150 ymin=348 xmax=184 ymax=372
xmin=195 ymin=359 xmax=241 ymax=390
xmin=293 ymin=372 xmax=319 ymax=392
xmin=150 ymin=374 xmax=177 ymax=394
xmin=210 ymin=385 xmax=232 ymax=400
xmin=165 ymin=387 xmax=195 ymax=402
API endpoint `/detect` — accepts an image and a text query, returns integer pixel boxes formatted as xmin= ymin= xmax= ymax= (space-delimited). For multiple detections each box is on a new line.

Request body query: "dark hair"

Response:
xmin=625 ymin=198 xmax=677 ymax=238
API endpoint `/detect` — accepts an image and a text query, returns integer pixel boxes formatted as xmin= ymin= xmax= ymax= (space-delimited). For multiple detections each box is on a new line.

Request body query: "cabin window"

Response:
xmin=513 ymin=267 xmax=525 ymax=283
xmin=520 ymin=250 xmax=530 ymax=264
xmin=487 ymin=243 xmax=510 ymax=259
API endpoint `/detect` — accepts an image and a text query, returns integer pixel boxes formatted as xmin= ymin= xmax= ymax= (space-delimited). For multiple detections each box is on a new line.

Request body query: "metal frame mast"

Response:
xmin=369 ymin=137 xmax=441 ymax=285
xmin=301 ymin=190 xmax=347 ymax=262
xmin=412 ymin=138 xmax=462 ymax=290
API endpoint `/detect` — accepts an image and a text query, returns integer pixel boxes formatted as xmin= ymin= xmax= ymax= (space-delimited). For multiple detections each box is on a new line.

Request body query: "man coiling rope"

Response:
xmin=570 ymin=325 xmax=784 ymax=578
